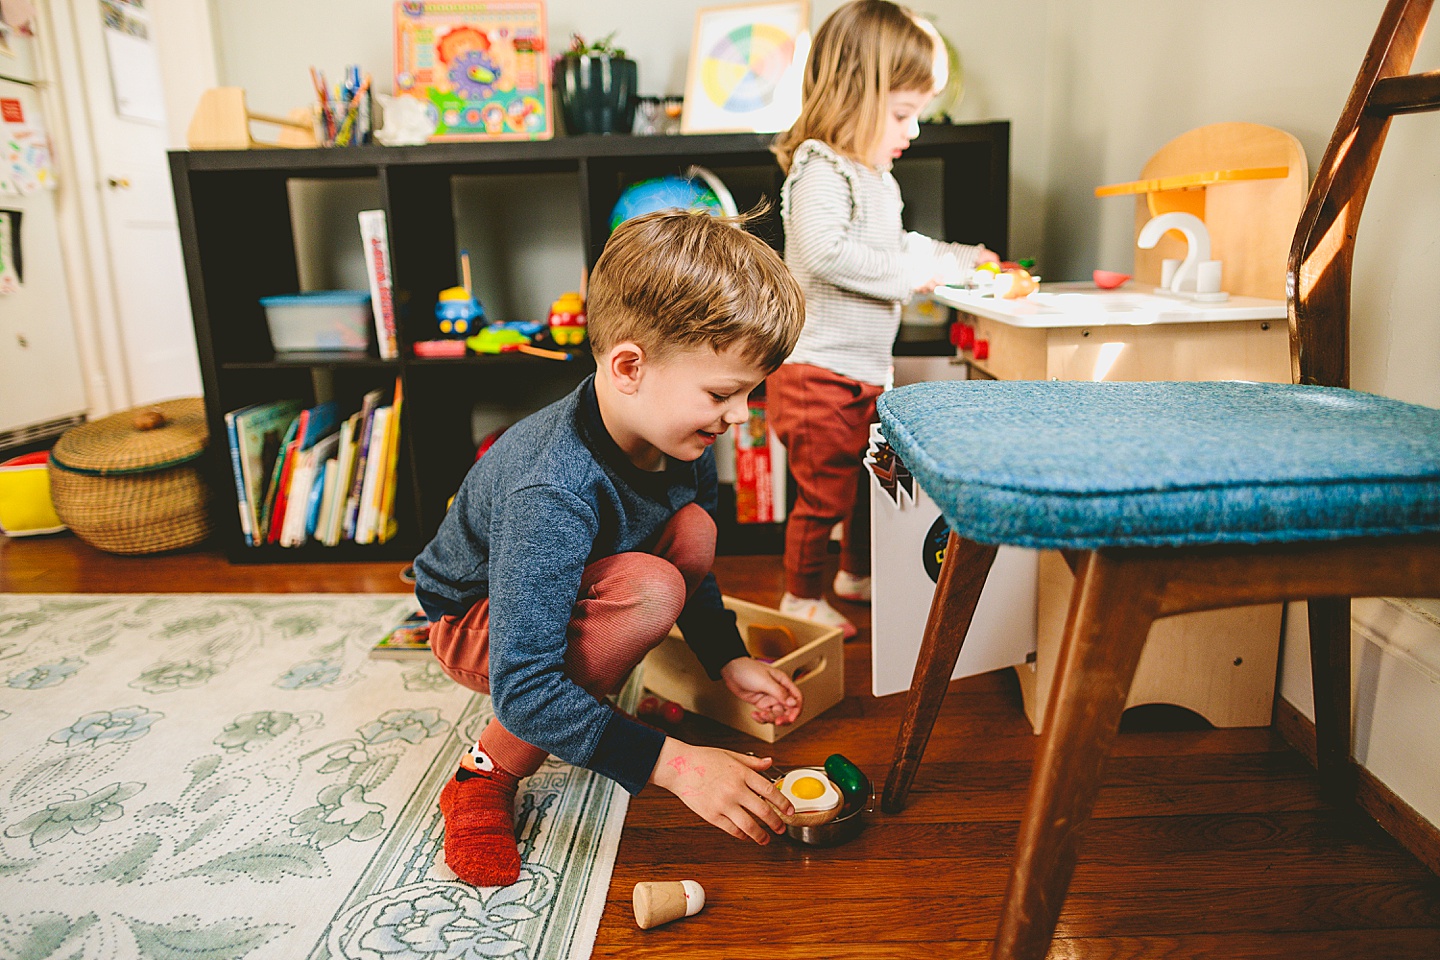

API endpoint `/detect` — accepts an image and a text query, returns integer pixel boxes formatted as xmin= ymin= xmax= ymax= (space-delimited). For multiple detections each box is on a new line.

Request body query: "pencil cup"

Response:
xmin=633 ymin=880 xmax=705 ymax=930
xmin=314 ymin=97 xmax=371 ymax=147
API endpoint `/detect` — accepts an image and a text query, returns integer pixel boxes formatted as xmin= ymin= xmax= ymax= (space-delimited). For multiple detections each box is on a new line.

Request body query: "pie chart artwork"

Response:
xmin=683 ymin=3 xmax=808 ymax=134
xmin=701 ymin=23 xmax=796 ymax=114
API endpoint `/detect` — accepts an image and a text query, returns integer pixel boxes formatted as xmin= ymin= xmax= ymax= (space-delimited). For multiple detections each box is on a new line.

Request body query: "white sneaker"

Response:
xmin=833 ymin=570 xmax=872 ymax=603
xmin=780 ymin=593 xmax=858 ymax=640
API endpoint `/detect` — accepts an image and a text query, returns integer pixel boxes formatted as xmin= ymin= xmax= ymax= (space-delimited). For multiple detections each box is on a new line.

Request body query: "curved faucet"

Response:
xmin=1137 ymin=211 xmax=1211 ymax=294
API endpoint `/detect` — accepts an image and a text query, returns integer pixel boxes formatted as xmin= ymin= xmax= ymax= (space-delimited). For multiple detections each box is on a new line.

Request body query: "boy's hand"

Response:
xmin=650 ymin=738 xmax=793 ymax=844
xmin=720 ymin=657 xmax=803 ymax=725
xmin=974 ymin=245 xmax=1000 ymax=264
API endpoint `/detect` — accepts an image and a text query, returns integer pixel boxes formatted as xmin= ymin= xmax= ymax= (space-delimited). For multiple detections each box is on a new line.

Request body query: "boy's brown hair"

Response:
xmin=587 ymin=209 xmax=805 ymax=371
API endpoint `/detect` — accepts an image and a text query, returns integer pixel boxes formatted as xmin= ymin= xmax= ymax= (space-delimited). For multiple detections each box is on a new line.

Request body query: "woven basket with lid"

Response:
xmin=49 ymin=397 xmax=212 ymax=555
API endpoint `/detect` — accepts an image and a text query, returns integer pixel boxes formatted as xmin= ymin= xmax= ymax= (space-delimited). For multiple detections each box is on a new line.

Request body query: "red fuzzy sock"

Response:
xmin=439 ymin=749 xmax=522 ymax=887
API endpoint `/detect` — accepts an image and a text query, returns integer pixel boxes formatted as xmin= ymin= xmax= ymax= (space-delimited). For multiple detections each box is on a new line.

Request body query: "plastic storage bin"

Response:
xmin=260 ymin=291 xmax=373 ymax=352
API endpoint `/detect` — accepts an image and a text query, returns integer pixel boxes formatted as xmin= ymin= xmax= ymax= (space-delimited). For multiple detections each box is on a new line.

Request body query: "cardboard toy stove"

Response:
xmin=865 ymin=423 xmax=1039 ymax=698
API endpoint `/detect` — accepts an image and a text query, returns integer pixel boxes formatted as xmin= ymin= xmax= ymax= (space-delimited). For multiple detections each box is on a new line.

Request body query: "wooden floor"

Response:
xmin=5 ymin=534 xmax=1440 ymax=958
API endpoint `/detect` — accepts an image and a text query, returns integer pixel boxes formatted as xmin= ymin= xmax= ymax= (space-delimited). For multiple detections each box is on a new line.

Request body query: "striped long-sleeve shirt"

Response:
xmin=780 ymin=138 xmax=985 ymax=386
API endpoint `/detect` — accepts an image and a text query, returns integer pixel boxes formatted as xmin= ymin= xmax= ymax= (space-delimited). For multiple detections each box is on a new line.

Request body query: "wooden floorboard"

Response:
xmin=4 ymin=533 xmax=1438 ymax=958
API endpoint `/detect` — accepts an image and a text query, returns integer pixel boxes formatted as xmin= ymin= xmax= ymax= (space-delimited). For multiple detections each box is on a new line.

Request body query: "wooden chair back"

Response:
xmin=1288 ymin=0 xmax=1440 ymax=388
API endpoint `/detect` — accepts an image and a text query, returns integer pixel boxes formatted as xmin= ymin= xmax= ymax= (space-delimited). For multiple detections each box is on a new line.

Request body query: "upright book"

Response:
xmin=223 ymin=403 xmax=260 ymax=545
xmin=358 ymin=210 xmax=398 ymax=358
xmin=256 ymin=416 xmax=301 ymax=547
xmin=233 ymin=400 xmax=303 ymax=545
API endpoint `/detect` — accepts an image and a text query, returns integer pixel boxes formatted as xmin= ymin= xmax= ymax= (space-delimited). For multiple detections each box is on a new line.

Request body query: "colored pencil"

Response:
xmin=334 ymin=73 xmax=372 ymax=147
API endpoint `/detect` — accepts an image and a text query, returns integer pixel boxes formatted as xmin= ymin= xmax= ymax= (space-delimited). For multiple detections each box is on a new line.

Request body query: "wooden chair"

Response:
xmin=876 ymin=2 xmax=1440 ymax=958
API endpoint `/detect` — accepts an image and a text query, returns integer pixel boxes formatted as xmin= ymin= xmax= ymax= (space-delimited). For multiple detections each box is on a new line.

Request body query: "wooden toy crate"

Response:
xmin=641 ymin=596 xmax=844 ymax=742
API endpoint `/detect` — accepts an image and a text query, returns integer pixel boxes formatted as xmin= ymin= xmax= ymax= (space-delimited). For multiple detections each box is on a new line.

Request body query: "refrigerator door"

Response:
xmin=0 ymin=22 xmax=40 ymax=85
xmin=0 ymin=76 xmax=88 ymax=437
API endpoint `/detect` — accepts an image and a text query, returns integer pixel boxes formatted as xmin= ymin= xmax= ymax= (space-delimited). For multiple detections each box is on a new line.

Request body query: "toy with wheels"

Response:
xmin=436 ymin=250 xmax=486 ymax=337
xmin=548 ymin=292 xmax=587 ymax=346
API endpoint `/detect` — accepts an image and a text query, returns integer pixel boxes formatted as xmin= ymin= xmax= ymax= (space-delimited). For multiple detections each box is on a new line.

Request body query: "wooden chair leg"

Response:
xmin=1308 ymin=595 xmax=1355 ymax=804
xmin=881 ymin=532 xmax=999 ymax=814
xmin=993 ymin=551 xmax=1164 ymax=960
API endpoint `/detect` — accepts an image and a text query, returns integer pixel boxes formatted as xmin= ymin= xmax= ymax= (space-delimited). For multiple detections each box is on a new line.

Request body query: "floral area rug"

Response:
xmin=0 ymin=594 xmax=637 ymax=960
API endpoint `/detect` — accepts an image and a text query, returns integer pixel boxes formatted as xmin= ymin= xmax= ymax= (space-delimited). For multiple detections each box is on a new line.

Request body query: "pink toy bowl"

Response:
xmin=1093 ymin=269 xmax=1132 ymax=289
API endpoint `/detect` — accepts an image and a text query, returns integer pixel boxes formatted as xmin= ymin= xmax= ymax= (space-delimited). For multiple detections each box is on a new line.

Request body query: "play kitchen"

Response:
xmin=877 ymin=122 xmax=1308 ymax=734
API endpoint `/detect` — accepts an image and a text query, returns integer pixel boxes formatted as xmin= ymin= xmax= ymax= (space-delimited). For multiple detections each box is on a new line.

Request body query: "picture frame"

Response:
xmin=681 ymin=1 xmax=810 ymax=135
xmin=392 ymin=1 xmax=553 ymax=142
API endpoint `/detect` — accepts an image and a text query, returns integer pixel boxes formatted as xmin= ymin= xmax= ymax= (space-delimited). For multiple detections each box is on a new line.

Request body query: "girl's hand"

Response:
xmin=720 ymin=657 xmax=803 ymax=725
xmin=975 ymin=245 xmax=1000 ymax=264
xmin=649 ymin=738 xmax=793 ymax=844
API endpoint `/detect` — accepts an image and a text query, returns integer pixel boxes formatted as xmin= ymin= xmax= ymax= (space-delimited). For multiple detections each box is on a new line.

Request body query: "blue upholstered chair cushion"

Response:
xmin=877 ymin=380 xmax=1440 ymax=549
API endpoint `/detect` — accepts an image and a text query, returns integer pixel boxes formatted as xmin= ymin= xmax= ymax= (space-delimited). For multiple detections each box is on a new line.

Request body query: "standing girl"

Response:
xmin=769 ymin=0 xmax=996 ymax=637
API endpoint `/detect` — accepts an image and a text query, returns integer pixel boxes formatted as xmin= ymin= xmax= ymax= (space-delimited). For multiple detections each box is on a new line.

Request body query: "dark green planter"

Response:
xmin=556 ymin=55 xmax=638 ymax=134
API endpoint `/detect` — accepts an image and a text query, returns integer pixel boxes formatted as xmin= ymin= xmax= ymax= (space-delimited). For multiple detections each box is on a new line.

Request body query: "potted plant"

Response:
xmin=555 ymin=32 xmax=638 ymax=135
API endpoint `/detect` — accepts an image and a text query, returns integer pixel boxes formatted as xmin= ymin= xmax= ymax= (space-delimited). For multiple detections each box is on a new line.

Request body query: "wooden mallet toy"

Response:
xmin=633 ymin=880 xmax=705 ymax=930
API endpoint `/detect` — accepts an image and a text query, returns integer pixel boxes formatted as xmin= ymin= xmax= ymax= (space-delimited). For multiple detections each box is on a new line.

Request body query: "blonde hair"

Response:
xmin=772 ymin=0 xmax=940 ymax=173
xmin=587 ymin=209 xmax=805 ymax=372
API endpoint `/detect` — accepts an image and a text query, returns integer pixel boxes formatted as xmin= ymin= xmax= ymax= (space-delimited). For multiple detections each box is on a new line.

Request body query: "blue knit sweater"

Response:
xmin=413 ymin=376 xmax=747 ymax=794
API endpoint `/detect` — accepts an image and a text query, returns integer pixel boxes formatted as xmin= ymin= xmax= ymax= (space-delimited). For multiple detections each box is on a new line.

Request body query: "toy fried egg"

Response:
xmin=776 ymin=767 xmax=843 ymax=826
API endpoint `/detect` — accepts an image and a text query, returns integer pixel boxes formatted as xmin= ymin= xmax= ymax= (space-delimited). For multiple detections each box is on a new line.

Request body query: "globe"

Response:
xmin=609 ymin=171 xmax=732 ymax=231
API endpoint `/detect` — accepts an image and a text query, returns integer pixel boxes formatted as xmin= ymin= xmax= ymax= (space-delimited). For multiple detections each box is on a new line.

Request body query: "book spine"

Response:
xmin=376 ymin=376 xmax=404 ymax=544
xmin=281 ymin=458 xmax=310 ymax=548
xmin=305 ymin=459 xmax=331 ymax=541
xmin=355 ymin=407 xmax=391 ymax=545
xmin=325 ymin=417 xmax=358 ymax=545
xmin=267 ymin=436 xmax=300 ymax=544
xmin=344 ymin=396 xmax=382 ymax=541
xmin=732 ymin=400 xmax=774 ymax=524
xmin=224 ymin=411 xmax=252 ymax=546
xmin=359 ymin=210 xmax=399 ymax=359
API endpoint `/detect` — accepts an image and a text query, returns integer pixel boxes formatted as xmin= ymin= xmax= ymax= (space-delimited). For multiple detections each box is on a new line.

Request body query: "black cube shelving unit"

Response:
xmin=169 ymin=123 xmax=1010 ymax=563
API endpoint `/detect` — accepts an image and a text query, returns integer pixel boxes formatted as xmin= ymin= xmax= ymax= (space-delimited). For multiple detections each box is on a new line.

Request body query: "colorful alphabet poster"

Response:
xmin=393 ymin=1 xmax=552 ymax=141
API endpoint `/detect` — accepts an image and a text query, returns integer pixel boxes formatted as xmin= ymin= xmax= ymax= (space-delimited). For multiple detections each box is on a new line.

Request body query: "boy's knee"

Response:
xmin=622 ymin=555 xmax=689 ymax=622
xmin=673 ymin=501 xmax=717 ymax=539
xmin=663 ymin=503 xmax=717 ymax=584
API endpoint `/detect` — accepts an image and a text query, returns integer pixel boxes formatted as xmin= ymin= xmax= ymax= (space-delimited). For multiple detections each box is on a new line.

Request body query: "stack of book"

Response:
xmin=223 ymin=376 xmax=405 ymax=547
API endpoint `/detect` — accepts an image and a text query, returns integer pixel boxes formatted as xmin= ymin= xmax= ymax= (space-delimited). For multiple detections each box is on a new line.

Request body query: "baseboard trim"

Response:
xmin=1275 ymin=697 xmax=1440 ymax=876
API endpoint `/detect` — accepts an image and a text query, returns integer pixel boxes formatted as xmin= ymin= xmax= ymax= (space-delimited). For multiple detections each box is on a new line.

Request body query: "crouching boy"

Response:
xmin=413 ymin=209 xmax=808 ymax=886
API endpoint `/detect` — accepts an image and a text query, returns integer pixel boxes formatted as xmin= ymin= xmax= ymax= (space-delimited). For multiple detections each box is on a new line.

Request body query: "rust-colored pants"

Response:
xmin=428 ymin=503 xmax=715 ymax=777
xmin=767 ymin=362 xmax=882 ymax=599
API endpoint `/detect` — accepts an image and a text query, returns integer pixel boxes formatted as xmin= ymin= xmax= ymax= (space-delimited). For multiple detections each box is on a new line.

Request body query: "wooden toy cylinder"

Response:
xmin=633 ymin=880 xmax=705 ymax=929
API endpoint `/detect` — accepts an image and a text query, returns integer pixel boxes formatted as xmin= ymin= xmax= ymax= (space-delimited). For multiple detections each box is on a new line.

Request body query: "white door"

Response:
xmin=58 ymin=0 xmax=200 ymax=405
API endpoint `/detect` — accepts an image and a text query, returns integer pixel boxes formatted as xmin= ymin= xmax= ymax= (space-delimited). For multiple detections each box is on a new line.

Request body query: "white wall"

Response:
xmin=202 ymin=0 xmax=1440 ymax=825
xmin=207 ymin=0 xmax=1054 ymax=257
xmin=1040 ymin=0 xmax=1440 ymax=408
xmin=151 ymin=0 xmax=221 ymax=149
